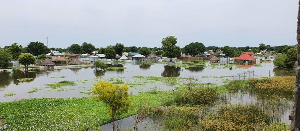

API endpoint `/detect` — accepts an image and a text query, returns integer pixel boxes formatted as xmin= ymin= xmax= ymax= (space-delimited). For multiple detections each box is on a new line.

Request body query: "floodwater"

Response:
xmin=0 ymin=61 xmax=295 ymax=128
xmin=0 ymin=62 xmax=290 ymax=102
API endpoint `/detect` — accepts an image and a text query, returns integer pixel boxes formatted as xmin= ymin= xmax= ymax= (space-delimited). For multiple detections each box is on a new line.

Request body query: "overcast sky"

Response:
xmin=0 ymin=0 xmax=298 ymax=48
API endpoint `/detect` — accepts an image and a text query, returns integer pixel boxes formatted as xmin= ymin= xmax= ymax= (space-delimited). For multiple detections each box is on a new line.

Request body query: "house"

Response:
xmin=52 ymin=56 xmax=68 ymax=66
xmin=36 ymin=59 xmax=55 ymax=69
xmin=210 ymin=56 xmax=220 ymax=63
xmin=120 ymin=55 xmax=128 ymax=60
xmin=234 ymin=53 xmax=256 ymax=65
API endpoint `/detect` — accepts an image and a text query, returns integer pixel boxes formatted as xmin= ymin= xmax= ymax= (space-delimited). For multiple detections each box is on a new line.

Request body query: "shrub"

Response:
xmin=174 ymin=87 xmax=218 ymax=106
xmin=224 ymin=80 xmax=249 ymax=93
xmin=248 ymin=76 xmax=295 ymax=99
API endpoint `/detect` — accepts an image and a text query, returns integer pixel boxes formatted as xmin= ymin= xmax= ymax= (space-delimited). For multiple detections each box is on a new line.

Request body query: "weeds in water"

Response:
xmin=223 ymin=80 xmax=249 ymax=93
xmin=27 ymin=88 xmax=40 ymax=94
xmin=50 ymin=76 xmax=66 ymax=79
xmin=249 ymin=76 xmax=294 ymax=99
xmin=106 ymin=67 xmax=126 ymax=71
xmin=173 ymin=87 xmax=219 ymax=106
xmin=4 ymin=93 xmax=15 ymax=97
xmin=17 ymin=78 xmax=34 ymax=82
xmin=46 ymin=81 xmax=75 ymax=89
xmin=0 ymin=91 xmax=173 ymax=130
xmin=149 ymin=106 xmax=205 ymax=130
xmin=200 ymin=105 xmax=270 ymax=130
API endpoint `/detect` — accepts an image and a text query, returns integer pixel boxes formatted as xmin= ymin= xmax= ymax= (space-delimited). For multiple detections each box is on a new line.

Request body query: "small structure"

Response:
xmin=235 ymin=54 xmax=256 ymax=65
xmin=210 ymin=56 xmax=220 ymax=63
xmin=52 ymin=56 xmax=68 ymax=66
xmin=38 ymin=59 xmax=55 ymax=69
xmin=115 ymin=54 xmax=121 ymax=60
xmin=120 ymin=55 xmax=128 ymax=60
xmin=132 ymin=54 xmax=145 ymax=62
xmin=96 ymin=54 xmax=106 ymax=58
xmin=68 ymin=59 xmax=81 ymax=65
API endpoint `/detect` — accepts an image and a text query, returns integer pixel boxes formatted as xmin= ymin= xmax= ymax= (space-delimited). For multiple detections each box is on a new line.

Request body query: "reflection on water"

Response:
xmin=273 ymin=68 xmax=295 ymax=76
xmin=94 ymin=70 xmax=105 ymax=77
xmin=12 ymin=70 xmax=37 ymax=85
xmin=185 ymin=66 xmax=204 ymax=72
xmin=0 ymin=71 xmax=12 ymax=87
xmin=69 ymin=68 xmax=82 ymax=73
xmin=161 ymin=66 xmax=180 ymax=77
xmin=222 ymin=91 xmax=293 ymax=124
xmin=100 ymin=116 xmax=162 ymax=131
xmin=139 ymin=64 xmax=151 ymax=70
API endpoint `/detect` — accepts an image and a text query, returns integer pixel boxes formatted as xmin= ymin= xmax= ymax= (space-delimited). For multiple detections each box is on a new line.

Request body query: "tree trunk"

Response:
xmin=292 ymin=1 xmax=300 ymax=130
xmin=112 ymin=110 xmax=116 ymax=131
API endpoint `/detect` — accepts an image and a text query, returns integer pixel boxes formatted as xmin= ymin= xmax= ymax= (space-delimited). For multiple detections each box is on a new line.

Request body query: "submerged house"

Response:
xmin=210 ymin=56 xmax=220 ymax=63
xmin=52 ymin=56 xmax=68 ymax=66
xmin=37 ymin=59 xmax=55 ymax=69
xmin=234 ymin=53 xmax=256 ymax=65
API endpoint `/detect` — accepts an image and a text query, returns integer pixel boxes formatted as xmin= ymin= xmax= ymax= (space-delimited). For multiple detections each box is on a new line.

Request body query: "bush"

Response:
xmin=174 ymin=87 xmax=218 ymax=106
xmin=248 ymin=76 xmax=295 ymax=99
xmin=93 ymin=61 xmax=107 ymax=71
xmin=224 ymin=80 xmax=249 ymax=93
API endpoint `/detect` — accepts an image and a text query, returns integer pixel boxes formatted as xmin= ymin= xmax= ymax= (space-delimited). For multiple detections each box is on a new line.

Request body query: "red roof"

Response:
xmin=235 ymin=54 xmax=256 ymax=60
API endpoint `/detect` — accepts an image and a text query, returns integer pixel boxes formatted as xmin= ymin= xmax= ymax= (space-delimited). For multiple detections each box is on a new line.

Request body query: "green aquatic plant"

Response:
xmin=27 ymin=88 xmax=40 ymax=94
xmin=106 ymin=67 xmax=126 ymax=71
xmin=0 ymin=91 xmax=172 ymax=130
xmin=4 ymin=93 xmax=15 ymax=97
xmin=200 ymin=105 xmax=270 ymax=130
xmin=173 ymin=87 xmax=219 ymax=106
xmin=17 ymin=78 xmax=34 ymax=82
xmin=46 ymin=81 xmax=75 ymax=89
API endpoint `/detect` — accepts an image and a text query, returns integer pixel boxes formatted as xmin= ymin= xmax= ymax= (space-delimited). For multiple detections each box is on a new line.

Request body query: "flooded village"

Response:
xmin=0 ymin=41 xmax=295 ymax=130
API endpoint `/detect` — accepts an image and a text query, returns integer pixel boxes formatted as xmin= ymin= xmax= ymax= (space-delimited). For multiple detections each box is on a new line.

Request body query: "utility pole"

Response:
xmin=46 ymin=37 xmax=48 ymax=47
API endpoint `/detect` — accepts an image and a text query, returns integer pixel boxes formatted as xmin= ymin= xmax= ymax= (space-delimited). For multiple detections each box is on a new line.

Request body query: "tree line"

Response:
xmin=0 ymin=36 xmax=296 ymax=69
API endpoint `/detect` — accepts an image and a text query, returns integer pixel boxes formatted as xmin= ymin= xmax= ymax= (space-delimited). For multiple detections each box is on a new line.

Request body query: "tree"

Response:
xmin=273 ymin=54 xmax=288 ymax=68
xmin=92 ymin=80 xmax=131 ymax=131
xmin=0 ymin=49 xmax=11 ymax=69
xmin=221 ymin=46 xmax=234 ymax=57
xmin=183 ymin=42 xmax=205 ymax=56
xmin=68 ymin=44 xmax=82 ymax=54
xmin=259 ymin=43 xmax=267 ymax=51
xmin=8 ymin=43 xmax=22 ymax=60
xmin=93 ymin=60 xmax=107 ymax=71
xmin=98 ymin=47 xmax=106 ymax=54
xmin=292 ymin=2 xmax=300 ymax=130
xmin=81 ymin=42 xmax=96 ymax=54
xmin=139 ymin=47 xmax=151 ymax=57
xmin=273 ymin=46 xmax=296 ymax=68
xmin=105 ymin=46 xmax=116 ymax=59
xmin=114 ymin=43 xmax=124 ymax=56
xmin=26 ymin=41 xmax=49 ymax=56
xmin=161 ymin=36 xmax=181 ymax=58
xmin=18 ymin=53 xmax=35 ymax=71
xmin=286 ymin=46 xmax=297 ymax=68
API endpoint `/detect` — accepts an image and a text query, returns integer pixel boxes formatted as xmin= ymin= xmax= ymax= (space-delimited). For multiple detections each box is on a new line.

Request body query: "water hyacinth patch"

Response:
xmin=46 ymin=81 xmax=75 ymax=89
xmin=0 ymin=91 xmax=173 ymax=130
xmin=3 ymin=93 xmax=15 ymax=97
xmin=27 ymin=88 xmax=40 ymax=94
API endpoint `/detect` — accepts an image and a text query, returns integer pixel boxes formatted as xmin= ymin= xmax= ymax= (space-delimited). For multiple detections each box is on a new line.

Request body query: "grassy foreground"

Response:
xmin=0 ymin=92 xmax=173 ymax=130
